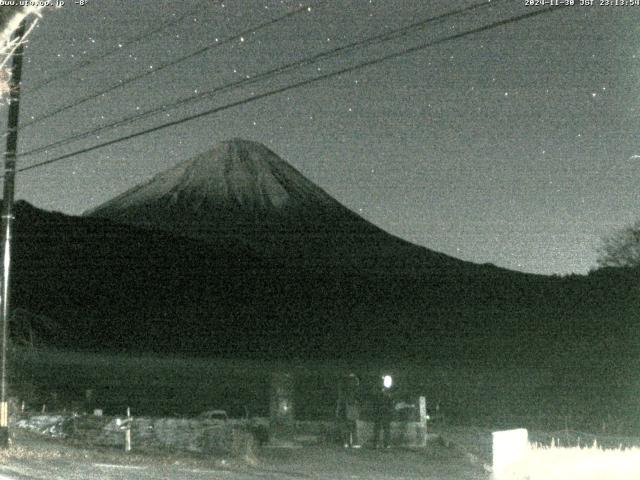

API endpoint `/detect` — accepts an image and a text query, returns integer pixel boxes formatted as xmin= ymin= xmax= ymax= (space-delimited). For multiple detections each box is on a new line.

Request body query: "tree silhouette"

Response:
xmin=597 ymin=221 xmax=640 ymax=268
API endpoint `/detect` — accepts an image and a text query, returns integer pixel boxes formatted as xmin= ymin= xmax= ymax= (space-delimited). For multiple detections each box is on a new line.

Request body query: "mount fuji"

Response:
xmin=85 ymin=139 xmax=462 ymax=272
xmin=3 ymin=139 xmax=633 ymax=362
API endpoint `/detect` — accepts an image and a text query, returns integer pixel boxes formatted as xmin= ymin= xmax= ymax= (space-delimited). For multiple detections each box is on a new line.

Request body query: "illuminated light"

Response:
xmin=383 ymin=375 xmax=393 ymax=389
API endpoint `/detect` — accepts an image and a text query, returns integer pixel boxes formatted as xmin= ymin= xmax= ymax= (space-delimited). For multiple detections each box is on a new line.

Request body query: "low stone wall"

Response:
xmin=357 ymin=420 xmax=430 ymax=447
xmin=13 ymin=414 xmax=256 ymax=456
xmin=12 ymin=414 xmax=431 ymax=452
xmin=287 ymin=419 xmax=430 ymax=447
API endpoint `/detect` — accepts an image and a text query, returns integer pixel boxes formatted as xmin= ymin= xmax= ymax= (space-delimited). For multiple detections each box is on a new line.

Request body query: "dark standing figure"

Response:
xmin=336 ymin=373 xmax=361 ymax=448
xmin=372 ymin=375 xmax=394 ymax=449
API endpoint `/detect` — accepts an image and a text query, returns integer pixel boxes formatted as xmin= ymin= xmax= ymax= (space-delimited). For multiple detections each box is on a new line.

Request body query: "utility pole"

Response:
xmin=0 ymin=19 xmax=26 ymax=448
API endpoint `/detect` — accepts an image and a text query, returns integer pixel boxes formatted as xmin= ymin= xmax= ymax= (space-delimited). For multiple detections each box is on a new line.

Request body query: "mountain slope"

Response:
xmin=85 ymin=139 xmax=462 ymax=271
xmin=3 ymin=200 xmax=635 ymax=365
xmin=6 ymin=140 xmax=633 ymax=363
xmin=9 ymin=200 xmax=267 ymax=353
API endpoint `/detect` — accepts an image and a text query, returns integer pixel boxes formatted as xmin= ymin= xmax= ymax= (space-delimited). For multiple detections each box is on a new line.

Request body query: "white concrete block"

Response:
xmin=492 ymin=428 xmax=528 ymax=477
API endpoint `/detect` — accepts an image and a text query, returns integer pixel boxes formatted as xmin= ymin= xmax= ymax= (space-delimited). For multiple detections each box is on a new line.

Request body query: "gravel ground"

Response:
xmin=256 ymin=442 xmax=490 ymax=480
xmin=0 ymin=429 xmax=490 ymax=480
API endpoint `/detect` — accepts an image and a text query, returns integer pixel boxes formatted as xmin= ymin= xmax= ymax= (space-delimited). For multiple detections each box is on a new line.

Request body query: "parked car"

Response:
xmin=199 ymin=409 xmax=229 ymax=422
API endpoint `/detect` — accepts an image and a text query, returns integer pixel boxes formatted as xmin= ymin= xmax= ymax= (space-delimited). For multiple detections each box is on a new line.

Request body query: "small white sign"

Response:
xmin=492 ymin=428 xmax=528 ymax=477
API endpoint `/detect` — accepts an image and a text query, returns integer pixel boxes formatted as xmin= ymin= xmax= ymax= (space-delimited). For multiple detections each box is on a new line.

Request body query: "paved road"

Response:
xmin=0 ymin=433 xmax=489 ymax=480
xmin=258 ymin=444 xmax=490 ymax=480
xmin=0 ymin=461 xmax=290 ymax=480
xmin=0 ymin=447 xmax=490 ymax=480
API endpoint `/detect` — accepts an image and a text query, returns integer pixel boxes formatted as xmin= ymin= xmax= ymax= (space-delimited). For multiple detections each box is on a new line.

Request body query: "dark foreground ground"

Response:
xmin=258 ymin=443 xmax=489 ymax=480
xmin=0 ymin=429 xmax=489 ymax=480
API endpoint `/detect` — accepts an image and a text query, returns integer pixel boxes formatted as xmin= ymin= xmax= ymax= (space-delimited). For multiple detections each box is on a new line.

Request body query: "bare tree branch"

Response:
xmin=597 ymin=220 xmax=640 ymax=268
xmin=0 ymin=6 xmax=44 ymax=101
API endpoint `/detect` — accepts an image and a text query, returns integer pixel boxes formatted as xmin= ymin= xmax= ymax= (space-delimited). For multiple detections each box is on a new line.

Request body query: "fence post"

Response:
xmin=123 ymin=407 xmax=132 ymax=452
xmin=418 ymin=396 xmax=428 ymax=446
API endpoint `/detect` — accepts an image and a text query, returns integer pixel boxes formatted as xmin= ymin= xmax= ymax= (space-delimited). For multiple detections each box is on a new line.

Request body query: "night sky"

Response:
xmin=3 ymin=0 xmax=639 ymax=275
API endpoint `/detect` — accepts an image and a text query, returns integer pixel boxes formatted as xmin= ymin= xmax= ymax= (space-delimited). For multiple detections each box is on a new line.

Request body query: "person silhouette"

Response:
xmin=336 ymin=373 xmax=361 ymax=448
xmin=372 ymin=375 xmax=394 ymax=448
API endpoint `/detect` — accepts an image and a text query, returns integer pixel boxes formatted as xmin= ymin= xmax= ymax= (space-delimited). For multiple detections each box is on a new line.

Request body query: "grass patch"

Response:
xmin=508 ymin=442 xmax=640 ymax=480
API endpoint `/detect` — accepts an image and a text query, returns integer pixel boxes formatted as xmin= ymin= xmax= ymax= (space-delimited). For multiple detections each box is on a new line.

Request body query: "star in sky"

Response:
xmin=5 ymin=0 xmax=639 ymax=275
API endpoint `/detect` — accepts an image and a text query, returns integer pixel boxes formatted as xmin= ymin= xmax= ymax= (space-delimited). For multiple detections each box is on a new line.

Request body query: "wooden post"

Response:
xmin=0 ymin=18 xmax=26 ymax=449
xmin=419 ymin=396 xmax=427 ymax=426
xmin=418 ymin=396 xmax=428 ymax=446
xmin=124 ymin=407 xmax=131 ymax=452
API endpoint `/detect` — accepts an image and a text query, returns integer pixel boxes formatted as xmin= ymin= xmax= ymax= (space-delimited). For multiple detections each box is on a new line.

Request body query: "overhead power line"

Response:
xmin=15 ymin=4 xmax=569 ymax=176
xmin=19 ymin=0 xmax=502 ymax=159
xmin=27 ymin=7 xmax=200 ymax=93
xmin=20 ymin=3 xmax=313 ymax=131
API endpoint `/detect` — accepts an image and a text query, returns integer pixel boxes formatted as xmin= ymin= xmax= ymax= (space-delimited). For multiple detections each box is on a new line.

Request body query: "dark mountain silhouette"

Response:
xmin=85 ymin=139 xmax=463 ymax=273
xmin=1 ymin=140 xmax=636 ymax=366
